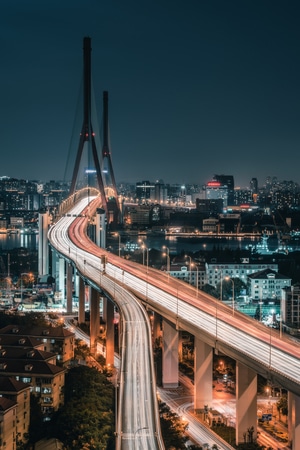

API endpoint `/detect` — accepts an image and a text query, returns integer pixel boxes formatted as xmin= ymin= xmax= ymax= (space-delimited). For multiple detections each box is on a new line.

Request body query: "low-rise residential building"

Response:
xmin=247 ymin=269 xmax=291 ymax=301
xmin=202 ymin=218 xmax=219 ymax=233
xmin=0 ymin=397 xmax=17 ymax=450
xmin=0 ymin=376 xmax=30 ymax=446
xmin=0 ymin=335 xmax=44 ymax=351
xmin=206 ymin=262 xmax=279 ymax=288
xmin=0 ymin=325 xmax=75 ymax=365
xmin=168 ymin=264 xmax=206 ymax=289
xmin=0 ymin=359 xmax=66 ymax=419
xmin=0 ymin=325 xmax=72 ymax=421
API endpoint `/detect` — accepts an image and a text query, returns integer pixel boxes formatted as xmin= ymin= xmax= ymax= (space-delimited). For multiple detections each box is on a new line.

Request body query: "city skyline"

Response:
xmin=1 ymin=1 xmax=300 ymax=188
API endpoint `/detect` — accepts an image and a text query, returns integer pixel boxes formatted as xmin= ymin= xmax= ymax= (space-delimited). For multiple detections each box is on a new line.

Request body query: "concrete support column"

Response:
xmin=51 ymin=251 xmax=59 ymax=293
xmin=236 ymin=361 xmax=257 ymax=445
xmin=162 ymin=319 xmax=178 ymax=388
xmin=194 ymin=338 xmax=213 ymax=411
xmin=66 ymin=263 xmax=73 ymax=314
xmin=74 ymin=272 xmax=79 ymax=306
xmin=105 ymin=298 xmax=115 ymax=366
xmin=78 ymin=277 xmax=85 ymax=324
xmin=38 ymin=210 xmax=49 ymax=277
xmin=96 ymin=208 xmax=106 ymax=248
xmin=178 ymin=331 xmax=184 ymax=362
xmin=90 ymin=288 xmax=99 ymax=355
xmin=288 ymin=391 xmax=300 ymax=449
xmin=152 ymin=312 xmax=161 ymax=343
xmin=58 ymin=258 xmax=65 ymax=302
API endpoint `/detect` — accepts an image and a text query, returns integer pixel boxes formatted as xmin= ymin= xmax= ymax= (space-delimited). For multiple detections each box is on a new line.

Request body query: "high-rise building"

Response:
xmin=135 ymin=181 xmax=154 ymax=204
xmin=206 ymin=181 xmax=228 ymax=208
xmin=213 ymin=174 xmax=234 ymax=205
xmin=250 ymin=178 xmax=258 ymax=194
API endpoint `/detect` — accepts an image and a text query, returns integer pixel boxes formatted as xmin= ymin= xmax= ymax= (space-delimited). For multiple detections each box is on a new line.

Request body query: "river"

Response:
xmin=2 ymin=230 xmax=300 ymax=257
xmin=0 ymin=232 xmax=38 ymax=251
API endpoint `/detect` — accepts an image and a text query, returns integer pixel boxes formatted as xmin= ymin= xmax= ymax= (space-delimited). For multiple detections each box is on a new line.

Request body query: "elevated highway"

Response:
xmin=49 ymin=193 xmax=300 ymax=448
xmin=49 ymin=195 xmax=164 ymax=450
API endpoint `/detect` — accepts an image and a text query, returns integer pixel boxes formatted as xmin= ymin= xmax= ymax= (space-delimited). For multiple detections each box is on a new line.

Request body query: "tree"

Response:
xmin=201 ymin=284 xmax=218 ymax=298
xmin=0 ymin=311 xmax=49 ymax=328
xmin=159 ymin=401 xmax=188 ymax=449
xmin=277 ymin=395 xmax=288 ymax=419
xmin=74 ymin=338 xmax=91 ymax=361
xmin=220 ymin=277 xmax=246 ymax=300
xmin=50 ymin=366 xmax=115 ymax=449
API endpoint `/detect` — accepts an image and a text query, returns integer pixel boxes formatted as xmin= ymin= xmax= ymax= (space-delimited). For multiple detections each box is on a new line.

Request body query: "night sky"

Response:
xmin=1 ymin=0 xmax=300 ymax=188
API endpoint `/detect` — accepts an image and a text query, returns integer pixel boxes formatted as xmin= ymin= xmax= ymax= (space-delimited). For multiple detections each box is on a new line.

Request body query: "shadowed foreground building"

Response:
xmin=0 ymin=376 xmax=31 ymax=449
xmin=0 ymin=325 xmax=74 ymax=423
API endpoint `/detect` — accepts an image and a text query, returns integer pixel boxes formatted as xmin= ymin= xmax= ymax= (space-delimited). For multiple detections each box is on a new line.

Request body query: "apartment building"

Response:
xmin=247 ymin=269 xmax=291 ymax=301
xmin=205 ymin=262 xmax=279 ymax=288
xmin=0 ymin=325 xmax=75 ymax=365
xmin=0 ymin=376 xmax=31 ymax=447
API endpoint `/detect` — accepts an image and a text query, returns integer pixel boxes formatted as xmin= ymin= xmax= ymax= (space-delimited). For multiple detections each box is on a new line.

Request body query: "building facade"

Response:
xmin=247 ymin=269 xmax=291 ymax=301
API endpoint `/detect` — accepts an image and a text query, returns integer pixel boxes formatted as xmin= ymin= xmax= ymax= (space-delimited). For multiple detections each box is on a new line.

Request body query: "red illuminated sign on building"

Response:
xmin=207 ymin=181 xmax=221 ymax=187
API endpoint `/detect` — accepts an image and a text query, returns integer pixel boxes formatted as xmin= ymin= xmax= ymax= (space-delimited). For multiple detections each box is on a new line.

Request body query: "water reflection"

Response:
xmin=0 ymin=233 xmax=38 ymax=250
xmin=129 ymin=235 xmax=262 ymax=254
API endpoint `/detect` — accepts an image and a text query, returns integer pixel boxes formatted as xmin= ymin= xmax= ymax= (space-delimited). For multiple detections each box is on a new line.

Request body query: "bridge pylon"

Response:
xmin=101 ymin=90 xmax=121 ymax=226
xmin=69 ymin=37 xmax=121 ymax=226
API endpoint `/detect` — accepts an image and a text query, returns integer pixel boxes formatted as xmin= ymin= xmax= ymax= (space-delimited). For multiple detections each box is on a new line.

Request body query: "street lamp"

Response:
xmin=191 ymin=262 xmax=199 ymax=297
xmin=142 ymin=244 xmax=149 ymax=272
xmin=139 ymin=239 xmax=149 ymax=269
xmin=214 ymin=268 xmax=223 ymax=301
xmin=279 ymin=295 xmax=283 ymax=339
xmin=138 ymin=239 xmax=147 ymax=266
xmin=259 ymin=286 xmax=263 ymax=323
xmin=162 ymin=246 xmax=170 ymax=278
xmin=115 ymin=232 xmax=121 ymax=257
xmin=185 ymin=255 xmax=192 ymax=284
xmin=269 ymin=309 xmax=275 ymax=368
xmin=225 ymin=276 xmax=235 ymax=316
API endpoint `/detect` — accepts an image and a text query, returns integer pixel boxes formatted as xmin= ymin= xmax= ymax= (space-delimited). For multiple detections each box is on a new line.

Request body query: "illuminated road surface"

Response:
xmin=49 ymin=197 xmax=164 ymax=450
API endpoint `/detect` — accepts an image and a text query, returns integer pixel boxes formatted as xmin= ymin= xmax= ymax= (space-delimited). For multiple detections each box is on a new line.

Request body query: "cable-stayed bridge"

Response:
xmin=46 ymin=37 xmax=300 ymax=449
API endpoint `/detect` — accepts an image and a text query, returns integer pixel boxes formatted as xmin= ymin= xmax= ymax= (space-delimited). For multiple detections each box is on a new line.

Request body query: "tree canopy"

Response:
xmin=50 ymin=365 xmax=115 ymax=449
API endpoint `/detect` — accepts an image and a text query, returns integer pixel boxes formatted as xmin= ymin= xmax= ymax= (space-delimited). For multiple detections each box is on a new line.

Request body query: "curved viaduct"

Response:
xmin=49 ymin=192 xmax=300 ymax=448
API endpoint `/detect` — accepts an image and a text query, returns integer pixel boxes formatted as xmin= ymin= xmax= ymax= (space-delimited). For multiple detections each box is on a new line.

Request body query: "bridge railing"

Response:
xmin=57 ymin=187 xmax=100 ymax=218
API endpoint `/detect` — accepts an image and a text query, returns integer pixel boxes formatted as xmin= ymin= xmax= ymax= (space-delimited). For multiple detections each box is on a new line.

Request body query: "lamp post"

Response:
xmin=215 ymin=269 xmax=222 ymax=348
xmin=185 ymin=255 xmax=192 ymax=284
xmin=115 ymin=232 xmax=121 ymax=257
xmin=225 ymin=277 xmax=235 ymax=316
xmin=279 ymin=295 xmax=283 ymax=339
xmin=259 ymin=286 xmax=263 ymax=323
xmin=139 ymin=239 xmax=147 ymax=266
xmin=269 ymin=309 xmax=274 ymax=368
xmin=191 ymin=262 xmax=199 ymax=297
xmin=141 ymin=244 xmax=149 ymax=272
xmin=162 ymin=246 xmax=170 ymax=279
